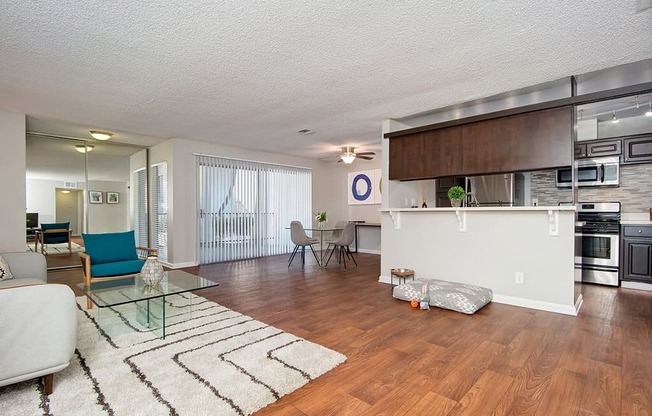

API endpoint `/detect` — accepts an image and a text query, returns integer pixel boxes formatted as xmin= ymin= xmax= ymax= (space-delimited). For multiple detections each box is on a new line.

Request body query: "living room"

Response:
xmin=2 ymin=2 xmax=652 ymax=415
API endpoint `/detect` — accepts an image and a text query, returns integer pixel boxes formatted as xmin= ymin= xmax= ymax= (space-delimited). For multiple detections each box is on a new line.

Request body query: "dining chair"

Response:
xmin=288 ymin=221 xmax=320 ymax=269
xmin=324 ymin=220 xmax=348 ymax=245
xmin=324 ymin=222 xmax=358 ymax=269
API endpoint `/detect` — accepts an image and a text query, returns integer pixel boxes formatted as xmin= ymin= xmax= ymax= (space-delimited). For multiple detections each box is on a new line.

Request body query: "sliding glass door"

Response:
xmin=196 ymin=155 xmax=312 ymax=264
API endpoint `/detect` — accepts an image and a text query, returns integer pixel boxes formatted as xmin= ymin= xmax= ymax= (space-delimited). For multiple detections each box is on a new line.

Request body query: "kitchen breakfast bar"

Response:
xmin=380 ymin=206 xmax=580 ymax=315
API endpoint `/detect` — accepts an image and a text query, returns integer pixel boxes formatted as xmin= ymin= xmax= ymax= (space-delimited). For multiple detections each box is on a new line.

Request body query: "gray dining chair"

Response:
xmin=288 ymin=221 xmax=320 ymax=269
xmin=324 ymin=220 xmax=348 ymax=244
xmin=324 ymin=222 xmax=358 ymax=269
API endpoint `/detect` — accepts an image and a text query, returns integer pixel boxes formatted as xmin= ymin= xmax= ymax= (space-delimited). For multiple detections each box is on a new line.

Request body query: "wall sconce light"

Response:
xmin=89 ymin=130 xmax=112 ymax=140
xmin=75 ymin=144 xmax=95 ymax=153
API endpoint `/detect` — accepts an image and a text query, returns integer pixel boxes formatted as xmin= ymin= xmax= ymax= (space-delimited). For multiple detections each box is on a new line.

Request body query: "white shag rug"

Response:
xmin=26 ymin=242 xmax=84 ymax=255
xmin=0 ymin=294 xmax=346 ymax=416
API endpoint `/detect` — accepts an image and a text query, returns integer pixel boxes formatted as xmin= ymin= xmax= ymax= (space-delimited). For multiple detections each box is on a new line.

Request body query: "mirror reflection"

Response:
xmin=25 ymin=134 xmax=147 ymax=270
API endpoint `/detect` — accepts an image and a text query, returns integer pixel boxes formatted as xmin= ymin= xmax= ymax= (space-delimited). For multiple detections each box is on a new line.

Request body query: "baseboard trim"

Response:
xmin=162 ymin=261 xmax=197 ymax=269
xmin=357 ymin=249 xmax=381 ymax=255
xmin=492 ymin=294 xmax=577 ymax=316
xmin=621 ymin=280 xmax=652 ymax=292
xmin=378 ymin=275 xmax=577 ymax=316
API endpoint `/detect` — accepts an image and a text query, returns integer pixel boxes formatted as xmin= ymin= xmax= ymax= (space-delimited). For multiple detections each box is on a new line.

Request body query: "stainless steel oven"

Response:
xmin=575 ymin=202 xmax=621 ymax=287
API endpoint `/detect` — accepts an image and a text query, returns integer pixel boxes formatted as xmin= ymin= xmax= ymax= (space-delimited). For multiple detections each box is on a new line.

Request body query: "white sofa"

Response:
xmin=0 ymin=252 xmax=77 ymax=395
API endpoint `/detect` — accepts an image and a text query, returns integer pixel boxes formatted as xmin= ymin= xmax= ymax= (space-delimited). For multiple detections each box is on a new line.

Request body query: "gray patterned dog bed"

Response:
xmin=393 ymin=279 xmax=493 ymax=314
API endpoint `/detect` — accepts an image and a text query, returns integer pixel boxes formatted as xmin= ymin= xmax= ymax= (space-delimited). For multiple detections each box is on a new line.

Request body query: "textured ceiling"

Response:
xmin=1 ymin=1 xmax=651 ymax=159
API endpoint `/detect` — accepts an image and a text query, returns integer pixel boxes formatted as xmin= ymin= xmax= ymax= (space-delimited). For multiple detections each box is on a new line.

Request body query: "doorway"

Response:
xmin=55 ymin=188 xmax=83 ymax=236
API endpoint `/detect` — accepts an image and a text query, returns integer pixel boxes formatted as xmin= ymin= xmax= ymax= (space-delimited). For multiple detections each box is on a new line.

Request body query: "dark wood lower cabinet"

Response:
xmin=621 ymin=225 xmax=652 ymax=283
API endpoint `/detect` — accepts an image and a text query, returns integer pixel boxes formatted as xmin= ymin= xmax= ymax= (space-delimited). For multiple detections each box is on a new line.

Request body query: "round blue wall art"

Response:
xmin=351 ymin=173 xmax=372 ymax=201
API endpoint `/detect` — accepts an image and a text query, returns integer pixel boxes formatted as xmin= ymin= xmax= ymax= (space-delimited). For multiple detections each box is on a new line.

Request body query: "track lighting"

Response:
xmin=611 ymin=110 xmax=619 ymax=123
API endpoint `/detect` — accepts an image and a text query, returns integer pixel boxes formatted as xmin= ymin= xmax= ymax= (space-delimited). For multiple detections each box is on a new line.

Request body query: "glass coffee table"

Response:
xmin=78 ymin=270 xmax=218 ymax=339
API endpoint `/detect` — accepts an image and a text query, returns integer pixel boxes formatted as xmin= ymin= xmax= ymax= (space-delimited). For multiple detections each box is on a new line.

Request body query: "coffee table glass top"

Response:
xmin=78 ymin=269 xmax=218 ymax=308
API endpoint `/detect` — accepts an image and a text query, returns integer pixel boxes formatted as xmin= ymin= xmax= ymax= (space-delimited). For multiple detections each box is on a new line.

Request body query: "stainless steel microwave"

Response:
xmin=555 ymin=157 xmax=620 ymax=188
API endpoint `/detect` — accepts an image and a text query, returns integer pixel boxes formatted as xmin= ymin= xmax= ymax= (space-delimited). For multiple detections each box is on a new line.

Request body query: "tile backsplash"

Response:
xmin=530 ymin=164 xmax=652 ymax=213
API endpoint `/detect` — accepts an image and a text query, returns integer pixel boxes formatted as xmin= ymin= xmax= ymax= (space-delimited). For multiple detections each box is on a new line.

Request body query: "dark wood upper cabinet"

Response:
xmin=574 ymin=138 xmax=622 ymax=159
xmin=622 ymin=134 xmax=652 ymax=164
xmin=389 ymin=126 xmax=462 ymax=180
xmin=389 ymin=107 xmax=572 ymax=180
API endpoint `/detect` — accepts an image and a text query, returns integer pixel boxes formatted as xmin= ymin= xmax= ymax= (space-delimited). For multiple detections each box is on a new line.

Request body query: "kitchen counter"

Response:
xmin=380 ymin=207 xmax=579 ymax=316
xmin=381 ymin=206 xmax=576 ymax=212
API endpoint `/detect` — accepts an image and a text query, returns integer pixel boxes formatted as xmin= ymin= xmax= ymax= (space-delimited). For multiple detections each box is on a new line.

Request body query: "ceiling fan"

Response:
xmin=338 ymin=146 xmax=376 ymax=164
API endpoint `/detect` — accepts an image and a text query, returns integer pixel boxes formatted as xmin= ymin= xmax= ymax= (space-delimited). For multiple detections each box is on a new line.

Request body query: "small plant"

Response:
xmin=313 ymin=211 xmax=327 ymax=223
xmin=447 ymin=186 xmax=466 ymax=201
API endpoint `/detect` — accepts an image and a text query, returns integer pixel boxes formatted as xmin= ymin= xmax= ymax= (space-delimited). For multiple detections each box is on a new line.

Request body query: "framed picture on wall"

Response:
xmin=107 ymin=192 xmax=119 ymax=204
xmin=89 ymin=190 xmax=103 ymax=204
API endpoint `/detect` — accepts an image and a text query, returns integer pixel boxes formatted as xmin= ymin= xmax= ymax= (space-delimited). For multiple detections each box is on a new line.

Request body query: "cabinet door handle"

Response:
xmin=639 ymin=230 xmax=643 ymax=233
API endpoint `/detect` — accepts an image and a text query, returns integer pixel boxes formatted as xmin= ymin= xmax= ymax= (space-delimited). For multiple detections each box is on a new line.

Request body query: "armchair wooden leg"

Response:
xmin=43 ymin=373 xmax=53 ymax=395
xmin=87 ymin=297 xmax=93 ymax=310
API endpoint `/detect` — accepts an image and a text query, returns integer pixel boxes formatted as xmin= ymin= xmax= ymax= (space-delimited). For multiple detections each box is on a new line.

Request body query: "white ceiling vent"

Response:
xmin=63 ymin=181 xmax=77 ymax=188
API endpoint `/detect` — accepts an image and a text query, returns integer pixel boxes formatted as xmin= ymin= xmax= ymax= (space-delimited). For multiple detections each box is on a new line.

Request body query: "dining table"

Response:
xmin=300 ymin=226 xmax=343 ymax=267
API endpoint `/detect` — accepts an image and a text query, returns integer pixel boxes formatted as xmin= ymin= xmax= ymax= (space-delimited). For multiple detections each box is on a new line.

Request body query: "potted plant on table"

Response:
xmin=314 ymin=211 xmax=328 ymax=229
xmin=447 ymin=186 xmax=466 ymax=208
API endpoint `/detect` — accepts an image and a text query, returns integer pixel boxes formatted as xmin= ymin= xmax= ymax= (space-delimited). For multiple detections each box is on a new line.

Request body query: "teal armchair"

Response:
xmin=35 ymin=222 xmax=72 ymax=255
xmin=79 ymin=230 xmax=157 ymax=309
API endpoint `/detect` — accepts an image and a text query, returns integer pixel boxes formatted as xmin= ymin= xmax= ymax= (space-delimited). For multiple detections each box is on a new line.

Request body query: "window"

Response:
xmin=133 ymin=167 xmax=148 ymax=247
xmin=151 ymin=162 xmax=168 ymax=261
xmin=196 ymin=155 xmax=312 ymax=263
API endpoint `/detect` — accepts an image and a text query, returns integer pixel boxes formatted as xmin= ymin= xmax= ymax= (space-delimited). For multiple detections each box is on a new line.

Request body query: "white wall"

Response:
xmin=155 ymin=138 xmax=352 ymax=267
xmin=27 ymin=178 xmax=129 ymax=234
xmin=0 ymin=111 xmax=26 ymax=252
xmin=87 ymin=180 xmax=129 ymax=233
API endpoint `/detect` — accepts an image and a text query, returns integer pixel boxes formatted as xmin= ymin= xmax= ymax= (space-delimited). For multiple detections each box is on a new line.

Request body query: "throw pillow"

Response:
xmin=0 ymin=255 xmax=14 ymax=281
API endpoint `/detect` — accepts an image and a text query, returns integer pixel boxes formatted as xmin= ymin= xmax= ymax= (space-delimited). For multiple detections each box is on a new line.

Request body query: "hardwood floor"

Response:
xmin=48 ymin=253 xmax=652 ymax=415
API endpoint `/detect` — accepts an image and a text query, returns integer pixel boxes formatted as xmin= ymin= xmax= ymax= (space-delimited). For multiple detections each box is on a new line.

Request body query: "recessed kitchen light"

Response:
xmin=298 ymin=129 xmax=314 ymax=134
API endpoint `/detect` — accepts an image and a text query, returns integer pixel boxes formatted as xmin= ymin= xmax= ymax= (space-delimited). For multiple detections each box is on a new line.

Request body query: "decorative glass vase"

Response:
xmin=318 ymin=221 xmax=326 ymax=230
xmin=141 ymin=256 xmax=164 ymax=286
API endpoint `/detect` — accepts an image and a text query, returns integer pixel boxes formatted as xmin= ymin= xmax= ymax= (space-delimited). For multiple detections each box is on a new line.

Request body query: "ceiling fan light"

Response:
xmin=89 ymin=130 xmax=112 ymax=140
xmin=75 ymin=144 xmax=94 ymax=153
xmin=340 ymin=154 xmax=356 ymax=164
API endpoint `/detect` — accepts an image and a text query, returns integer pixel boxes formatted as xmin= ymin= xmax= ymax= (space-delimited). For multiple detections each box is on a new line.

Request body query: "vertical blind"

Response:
xmin=151 ymin=162 xmax=168 ymax=261
xmin=196 ymin=155 xmax=312 ymax=264
xmin=133 ymin=168 xmax=148 ymax=248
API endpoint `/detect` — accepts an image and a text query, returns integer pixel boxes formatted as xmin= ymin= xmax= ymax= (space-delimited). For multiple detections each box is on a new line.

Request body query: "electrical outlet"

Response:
xmin=515 ymin=272 xmax=524 ymax=284
xmin=532 ymin=198 xmax=539 ymax=207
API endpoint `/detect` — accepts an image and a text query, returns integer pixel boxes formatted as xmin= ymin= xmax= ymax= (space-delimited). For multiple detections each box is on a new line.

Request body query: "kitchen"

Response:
xmin=379 ymin=59 xmax=652 ymax=315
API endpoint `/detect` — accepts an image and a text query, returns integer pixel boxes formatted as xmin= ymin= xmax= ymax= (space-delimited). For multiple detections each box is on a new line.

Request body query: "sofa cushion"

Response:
xmin=0 ymin=278 xmax=45 ymax=289
xmin=0 ymin=255 xmax=14 ymax=281
xmin=82 ymin=231 xmax=139 ymax=264
xmin=393 ymin=278 xmax=492 ymax=314
xmin=91 ymin=259 xmax=145 ymax=277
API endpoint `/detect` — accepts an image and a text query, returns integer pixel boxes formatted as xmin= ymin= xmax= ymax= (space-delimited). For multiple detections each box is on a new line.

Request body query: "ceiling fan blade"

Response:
xmin=357 ymin=155 xmax=374 ymax=160
xmin=355 ymin=152 xmax=376 ymax=156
